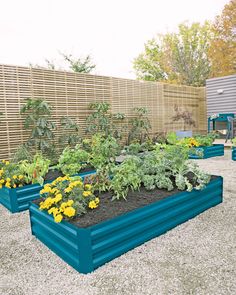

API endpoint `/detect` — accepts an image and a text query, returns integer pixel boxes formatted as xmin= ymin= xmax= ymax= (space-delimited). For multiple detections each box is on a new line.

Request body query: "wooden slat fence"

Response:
xmin=0 ymin=64 xmax=207 ymax=160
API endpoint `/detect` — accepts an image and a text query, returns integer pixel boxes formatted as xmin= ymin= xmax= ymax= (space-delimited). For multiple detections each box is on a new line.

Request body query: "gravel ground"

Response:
xmin=0 ymin=150 xmax=236 ymax=295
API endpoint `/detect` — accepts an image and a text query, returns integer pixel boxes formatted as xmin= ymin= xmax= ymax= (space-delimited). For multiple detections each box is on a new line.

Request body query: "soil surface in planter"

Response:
xmin=71 ymin=175 xmax=217 ymax=228
xmin=34 ymin=176 xmax=217 ymax=228
xmin=44 ymin=165 xmax=95 ymax=182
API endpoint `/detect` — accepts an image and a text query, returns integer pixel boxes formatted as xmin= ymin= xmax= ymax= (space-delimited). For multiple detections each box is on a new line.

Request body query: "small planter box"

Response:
xmin=0 ymin=170 xmax=95 ymax=213
xmin=176 ymin=130 xmax=193 ymax=138
xmin=29 ymin=176 xmax=223 ymax=274
xmin=189 ymin=144 xmax=224 ymax=159
xmin=232 ymin=147 xmax=236 ymax=161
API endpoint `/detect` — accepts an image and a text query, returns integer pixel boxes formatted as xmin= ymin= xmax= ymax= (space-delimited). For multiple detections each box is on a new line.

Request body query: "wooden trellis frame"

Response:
xmin=0 ymin=64 xmax=207 ymax=160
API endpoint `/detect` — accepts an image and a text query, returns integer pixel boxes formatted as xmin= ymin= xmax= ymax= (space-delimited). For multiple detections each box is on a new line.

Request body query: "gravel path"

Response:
xmin=0 ymin=150 xmax=236 ymax=295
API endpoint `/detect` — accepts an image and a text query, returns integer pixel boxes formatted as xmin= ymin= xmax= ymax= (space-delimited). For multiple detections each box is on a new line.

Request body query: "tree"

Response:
xmin=61 ymin=53 xmax=96 ymax=73
xmin=133 ymin=22 xmax=212 ymax=86
xmin=29 ymin=53 xmax=96 ymax=74
xmin=209 ymin=0 xmax=236 ymax=77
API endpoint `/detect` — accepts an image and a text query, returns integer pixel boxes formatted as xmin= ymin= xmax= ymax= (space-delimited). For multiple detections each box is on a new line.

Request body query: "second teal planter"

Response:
xmin=189 ymin=144 xmax=224 ymax=159
xmin=232 ymin=147 xmax=236 ymax=161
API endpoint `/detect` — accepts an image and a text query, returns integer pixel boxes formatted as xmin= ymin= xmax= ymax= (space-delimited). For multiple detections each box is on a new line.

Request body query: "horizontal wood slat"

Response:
xmin=0 ymin=64 xmax=207 ymax=160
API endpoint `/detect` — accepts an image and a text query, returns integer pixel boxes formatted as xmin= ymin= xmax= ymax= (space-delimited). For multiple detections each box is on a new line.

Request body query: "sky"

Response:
xmin=0 ymin=0 xmax=230 ymax=79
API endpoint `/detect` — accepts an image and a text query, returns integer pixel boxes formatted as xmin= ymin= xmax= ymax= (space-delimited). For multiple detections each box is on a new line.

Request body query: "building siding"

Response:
xmin=206 ymin=74 xmax=236 ymax=117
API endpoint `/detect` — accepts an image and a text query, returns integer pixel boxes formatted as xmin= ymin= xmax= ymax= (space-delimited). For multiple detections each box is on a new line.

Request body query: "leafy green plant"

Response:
xmin=123 ymin=140 xmax=155 ymax=156
xmin=166 ymin=131 xmax=178 ymax=145
xmin=57 ymin=144 xmax=90 ymax=175
xmin=20 ymin=99 xmax=56 ymax=156
xmin=110 ymin=157 xmax=142 ymax=200
xmin=152 ymin=132 xmax=167 ymax=144
xmin=194 ymin=133 xmax=217 ymax=146
xmin=19 ymin=153 xmax=50 ymax=186
xmin=138 ymin=144 xmax=210 ymax=192
xmin=58 ymin=117 xmax=81 ymax=147
xmin=13 ymin=144 xmax=33 ymax=163
xmin=128 ymin=107 xmax=151 ymax=144
xmin=90 ymin=134 xmax=120 ymax=192
xmin=86 ymin=102 xmax=125 ymax=139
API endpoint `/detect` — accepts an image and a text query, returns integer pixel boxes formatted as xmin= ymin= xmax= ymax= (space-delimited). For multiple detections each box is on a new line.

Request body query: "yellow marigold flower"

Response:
xmin=88 ymin=200 xmax=98 ymax=209
xmin=64 ymin=206 xmax=76 ymax=217
xmin=85 ymin=184 xmax=92 ymax=190
xmin=54 ymin=214 xmax=63 ymax=223
xmin=6 ymin=178 xmax=11 ymax=182
xmin=60 ymin=202 xmax=68 ymax=210
xmin=48 ymin=207 xmax=57 ymax=214
xmin=0 ymin=179 xmax=5 ymax=184
xmin=67 ymin=199 xmax=74 ymax=206
xmin=13 ymin=175 xmax=17 ymax=179
xmin=44 ymin=187 xmax=52 ymax=193
xmin=54 ymin=194 xmax=63 ymax=203
xmin=83 ymin=191 xmax=92 ymax=197
xmin=52 ymin=208 xmax=60 ymax=217
xmin=95 ymin=197 xmax=100 ymax=204
xmin=40 ymin=189 xmax=46 ymax=194
xmin=18 ymin=175 xmax=24 ymax=180
xmin=13 ymin=184 xmax=17 ymax=188
xmin=64 ymin=187 xmax=72 ymax=193
xmin=5 ymin=161 xmax=10 ymax=165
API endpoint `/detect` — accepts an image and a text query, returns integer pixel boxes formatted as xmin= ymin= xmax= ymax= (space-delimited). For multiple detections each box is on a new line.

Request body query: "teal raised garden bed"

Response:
xmin=232 ymin=147 xmax=236 ymax=161
xmin=189 ymin=144 xmax=224 ymax=159
xmin=0 ymin=170 xmax=95 ymax=213
xmin=29 ymin=176 xmax=223 ymax=274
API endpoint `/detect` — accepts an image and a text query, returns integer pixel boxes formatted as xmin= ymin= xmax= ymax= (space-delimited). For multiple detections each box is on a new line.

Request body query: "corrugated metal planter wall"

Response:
xmin=232 ymin=147 xmax=236 ymax=161
xmin=29 ymin=176 xmax=223 ymax=274
xmin=189 ymin=144 xmax=224 ymax=159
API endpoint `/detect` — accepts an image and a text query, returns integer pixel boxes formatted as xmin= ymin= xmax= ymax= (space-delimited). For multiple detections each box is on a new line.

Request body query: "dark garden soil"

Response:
xmin=44 ymin=165 xmax=95 ymax=181
xmin=69 ymin=175 xmax=218 ymax=228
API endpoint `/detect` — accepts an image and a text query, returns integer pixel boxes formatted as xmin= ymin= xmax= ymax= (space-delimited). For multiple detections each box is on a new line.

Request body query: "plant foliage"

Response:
xmin=128 ymin=107 xmax=151 ymax=144
xmin=57 ymin=144 xmax=90 ymax=176
xmin=20 ymin=98 xmax=56 ymax=156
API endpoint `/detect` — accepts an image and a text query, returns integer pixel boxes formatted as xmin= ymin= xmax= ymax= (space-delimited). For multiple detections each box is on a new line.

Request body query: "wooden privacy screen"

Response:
xmin=0 ymin=64 xmax=207 ymax=160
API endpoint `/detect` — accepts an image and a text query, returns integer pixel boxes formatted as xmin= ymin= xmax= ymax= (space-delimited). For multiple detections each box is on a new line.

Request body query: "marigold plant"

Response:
xmin=39 ymin=176 xmax=99 ymax=223
xmin=0 ymin=160 xmax=26 ymax=189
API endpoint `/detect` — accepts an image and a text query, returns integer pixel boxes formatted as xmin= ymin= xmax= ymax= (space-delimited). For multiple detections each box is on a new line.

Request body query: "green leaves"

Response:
xmin=58 ymin=117 xmax=81 ymax=147
xmin=110 ymin=157 xmax=142 ymax=200
xmin=86 ymin=102 xmax=125 ymax=139
xmin=133 ymin=22 xmax=212 ymax=86
xmin=128 ymin=107 xmax=151 ymax=144
xmin=20 ymin=99 xmax=56 ymax=158
xmin=57 ymin=144 xmax=90 ymax=176
xmin=61 ymin=53 xmax=96 ymax=74
xmin=19 ymin=153 xmax=50 ymax=186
